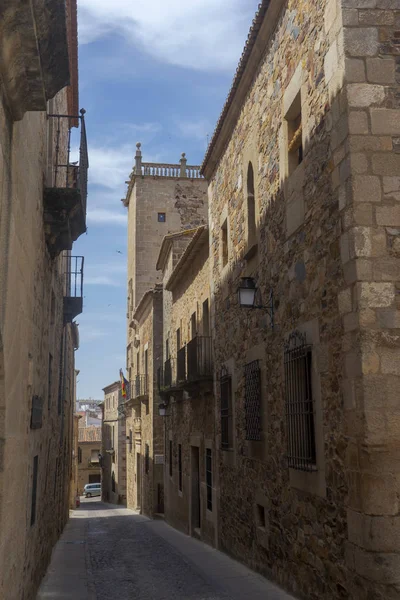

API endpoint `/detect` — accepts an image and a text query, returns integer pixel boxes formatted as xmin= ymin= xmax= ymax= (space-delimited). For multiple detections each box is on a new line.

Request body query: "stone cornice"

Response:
xmin=165 ymin=226 xmax=208 ymax=292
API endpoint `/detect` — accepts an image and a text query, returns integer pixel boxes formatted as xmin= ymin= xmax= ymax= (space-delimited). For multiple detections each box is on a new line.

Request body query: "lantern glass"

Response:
xmin=238 ymin=277 xmax=257 ymax=308
xmin=159 ymin=404 xmax=166 ymax=417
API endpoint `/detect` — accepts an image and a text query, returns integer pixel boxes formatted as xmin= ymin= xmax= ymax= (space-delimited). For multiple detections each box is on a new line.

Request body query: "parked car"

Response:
xmin=83 ymin=483 xmax=101 ymax=498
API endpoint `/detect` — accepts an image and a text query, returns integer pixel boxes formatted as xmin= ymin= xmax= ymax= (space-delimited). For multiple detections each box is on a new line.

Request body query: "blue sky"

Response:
xmin=74 ymin=0 xmax=260 ymax=400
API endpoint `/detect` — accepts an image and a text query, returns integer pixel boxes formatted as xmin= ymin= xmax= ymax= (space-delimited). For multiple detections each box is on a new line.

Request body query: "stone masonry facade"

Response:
xmin=101 ymin=381 xmax=127 ymax=504
xmin=158 ymin=228 xmax=217 ymax=547
xmin=124 ymin=148 xmax=208 ymax=519
xmin=200 ymin=0 xmax=400 ymax=599
xmin=0 ymin=1 xmax=85 ymax=598
xmin=118 ymin=2 xmax=400 ymax=598
xmin=126 ymin=288 xmax=164 ymax=516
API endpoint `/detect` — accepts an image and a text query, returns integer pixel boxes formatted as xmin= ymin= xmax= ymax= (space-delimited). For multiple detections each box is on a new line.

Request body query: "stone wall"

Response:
xmin=205 ymin=0 xmax=400 ymax=597
xmin=206 ymin=0 xmax=348 ymax=597
xmin=102 ymin=384 xmax=125 ymax=504
xmin=339 ymin=2 xmax=400 ymax=599
xmin=0 ymin=82 xmax=78 ymax=599
xmin=126 ymin=290 xmax=164 ymax=517
xmin=162 ymin=240 xmax=217 ymax=547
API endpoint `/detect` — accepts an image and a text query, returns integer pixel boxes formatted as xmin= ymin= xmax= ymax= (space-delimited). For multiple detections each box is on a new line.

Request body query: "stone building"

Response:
xmin=0 ymin=0 xmax=87 ymax=598
xmin=101 ymin=381 xmax=127 ymax=504
xmin=200 ymin=1 xmax=400 ymax=599
xmin=77 ymin=426 xmax=102 ymax=494
xmin=125 ymin=286 xmax=164 ymax=516
xmin=157 ymin=226 xmax=216 ymax=546
xmin=70 ymin=413 xmax=81 ymax=507
xmin=123 ymin=147 xmax=208 ymax=518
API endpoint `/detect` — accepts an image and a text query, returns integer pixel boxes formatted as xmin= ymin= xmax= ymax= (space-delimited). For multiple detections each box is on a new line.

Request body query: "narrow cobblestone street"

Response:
xmin=37 ymin=498 xmax=295 ymax=600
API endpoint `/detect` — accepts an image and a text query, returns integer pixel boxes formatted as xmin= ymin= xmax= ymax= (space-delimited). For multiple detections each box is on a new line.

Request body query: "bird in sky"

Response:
xmin=116 ymin=250 xmax=122 ymax=254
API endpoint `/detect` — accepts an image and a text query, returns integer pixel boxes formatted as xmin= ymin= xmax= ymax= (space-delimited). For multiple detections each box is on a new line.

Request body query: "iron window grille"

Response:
xmin=220 ymin=367 xmax=233 ymax=449
xmin=178 ymin=444 xmax=182 ymax=492
xmin=206 ymin=448 xmax=212 ymax=511
xmin=145 ymin=444 xmax=150 ymax=474
xmin=244 ymin=360 xmax=262 ymax=441
xmin=129 ymin=430 xmax=133 ymax=453
xmin=284 ymin=331 xmax=316 ymax=471
xmin=30 ymin=395 xmax=43 ymax=430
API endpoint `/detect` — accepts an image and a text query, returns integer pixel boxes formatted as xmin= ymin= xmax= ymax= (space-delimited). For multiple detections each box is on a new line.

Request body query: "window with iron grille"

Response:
xmin=284 ymin=331 xmax=316 ymax=471
xmin=206 ymin=448 xmax=212 ymax=511
xmin=145 ymin=443 xmax=150 ymax=474
xmin=220 ymin=370 xmax=233 ymax=449
xmin=169 ymin=440 xmax=173 ymax=477
xmin=129 ymin=430 xmax=133 ymax=453
xmin=31 ymin=455 xmax=39 ymax=526
xmin=178 ymin=444 xmax=182 ymax=492
xmin=78 ymin=447 xmax=82 ymax=463
xmin=244 ymin=360 xmax=262 ymax=441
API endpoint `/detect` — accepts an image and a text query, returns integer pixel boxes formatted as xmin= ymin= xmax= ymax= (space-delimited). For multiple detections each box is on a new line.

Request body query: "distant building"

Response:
xmin=101 ymin=381 xmax=126 ymax=505
xmin=77 ymin=426 xmax=102 ymax=494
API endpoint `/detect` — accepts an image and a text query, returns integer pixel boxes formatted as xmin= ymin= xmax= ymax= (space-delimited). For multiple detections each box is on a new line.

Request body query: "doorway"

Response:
xmin=191 ymin=446 xmax=200 ymax=532
xmin=136 ymin=452 xmax=141 ymax=510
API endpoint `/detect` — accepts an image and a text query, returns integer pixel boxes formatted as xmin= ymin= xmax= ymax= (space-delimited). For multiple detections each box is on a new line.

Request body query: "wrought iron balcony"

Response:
xmin=187 ymin=336 xmax=213 ymax=382
xmin=177 ymin=347 xmax=186 ymax=383
xmin=63 ymin=255 xmax=84 ymax=323
xmin=43 ymin=110 xmax=88 ymax=257
xmin=157 ymin=358 xmax=176 ymax=393
xmin=133 ymin=375 xmax=148 ymax=399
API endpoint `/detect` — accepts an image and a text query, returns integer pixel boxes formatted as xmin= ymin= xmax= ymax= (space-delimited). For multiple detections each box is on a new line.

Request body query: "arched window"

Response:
xmin=247 ymin=162 xmax=256 ymax=247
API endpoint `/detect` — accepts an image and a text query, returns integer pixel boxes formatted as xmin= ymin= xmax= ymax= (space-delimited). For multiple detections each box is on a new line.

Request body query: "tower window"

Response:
xmin=158 ymin=213 xmax=166 ymax=222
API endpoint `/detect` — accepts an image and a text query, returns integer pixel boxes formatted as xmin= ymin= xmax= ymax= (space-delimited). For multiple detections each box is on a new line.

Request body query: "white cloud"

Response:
xmin=79 ymin=0 xmax=256 ymax=72
xmin=175 ymin=119 xmax=212 ymax=145
xmin=87 ymin=208 xmax=127 ymax=225
xmin=88 ymin=144 xmax=135 ymax=190
xmin=85 ymin=275 xmax=124 ymax=287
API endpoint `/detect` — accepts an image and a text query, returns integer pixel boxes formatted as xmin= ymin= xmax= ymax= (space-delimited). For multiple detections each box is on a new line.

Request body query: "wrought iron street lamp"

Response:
xmin=158 ymin=403 xmax=167 ymax=417
xmin=237 ymin=277 xmax=274 ymax=328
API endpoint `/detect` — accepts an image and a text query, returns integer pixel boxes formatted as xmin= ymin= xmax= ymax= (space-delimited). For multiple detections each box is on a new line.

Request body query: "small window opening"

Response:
xmin=169 ymin=440 xmax=173 ymax=477
xmin=178 ymin=444 xmax=182 ymax=491
xmin=247 ymin=162 xmax=256 ymax=246
xmin=256 ymin=504 xmax=266 ymax=529
xmin=286 ymin=92 xmax=303 ymax=175
xmin=158 ymin=213 xmax=166 ymax=222
xmin=221 ymin=219 xmax=228 ymax=267
xmin=206 ymin=448 xmax=213 ymax=511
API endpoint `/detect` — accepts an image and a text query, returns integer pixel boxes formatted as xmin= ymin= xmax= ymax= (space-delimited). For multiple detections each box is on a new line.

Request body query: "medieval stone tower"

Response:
xmin=124 ymin=143 xmax=208 ymax=312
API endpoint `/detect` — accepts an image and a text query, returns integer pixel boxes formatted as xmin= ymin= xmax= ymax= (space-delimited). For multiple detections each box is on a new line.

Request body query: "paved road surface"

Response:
xmin=37 ymin=498 xmax=295 ymax=600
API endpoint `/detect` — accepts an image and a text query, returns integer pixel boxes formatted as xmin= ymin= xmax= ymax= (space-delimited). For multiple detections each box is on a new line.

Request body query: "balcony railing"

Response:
xmin=133 ymin=375 xmax=148 ymax=399
xmin=158 ymin=358 xmax=176 ymax=392
xmin=177 ymin=347 xmax=186 ymax=383
xmin=44 ymin=109 xmax=88 ymax=256
xmin=187 ymin=336 xmax=213 ymax=382
xmin=134 ymin=418 xmax=142 ymax=435
xmin=63 ymin=255 xmax=84 ymax=323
